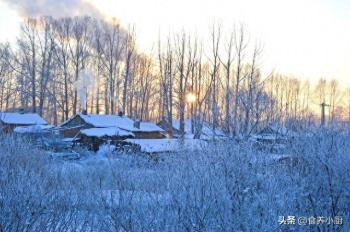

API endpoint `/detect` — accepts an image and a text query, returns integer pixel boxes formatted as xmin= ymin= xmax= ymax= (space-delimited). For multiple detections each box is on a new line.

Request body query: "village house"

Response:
xmin=58 ymin=113 xmax=166 ymax=150
xmin=0 ymin=112 xmax=49 ymax=133
xmin=158 ymin=119 xmax=226 ymax=140
xmin=80 ymin=127 xmax=135 ymax=151
xmin=252 ymin=123 xmax=296 ymax=144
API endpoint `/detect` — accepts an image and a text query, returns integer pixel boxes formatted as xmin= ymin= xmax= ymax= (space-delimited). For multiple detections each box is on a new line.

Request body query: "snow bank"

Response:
xmin=97 ymin=144 xmax=117 ymax=155
xmin=125 ymin=138 xmax=207 ymax=153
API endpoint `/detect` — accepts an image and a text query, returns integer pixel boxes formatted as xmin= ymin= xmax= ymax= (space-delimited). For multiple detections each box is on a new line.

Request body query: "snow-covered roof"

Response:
xmin=14 ymin=124 xmax=54 ymax=133
xmin=0 ymin=112 xmax=48 ymax=125
xmin=125 ymin=139 xmax=207 ymax=153
xmin=172 ymin=119 xmax=226 ymax=139
xmin=81 ymin=127 xmax=134 ymax=138
xmin=258 ymin=123 xmax=297 ymax=137
xmin=60 ymin=114 xmax=164 ymax=133
xmin=78 ymin=114 xmax=135 ymax=129
xmin=134 ymin=122 xmax=165 ymax=132
xmin=62 ymin=137 xmax=79 ymax=142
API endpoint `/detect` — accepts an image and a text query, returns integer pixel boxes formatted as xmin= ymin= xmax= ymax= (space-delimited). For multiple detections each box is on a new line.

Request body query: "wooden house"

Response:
xmin=252 ymin=124 xmax=294 ymax=144
xmin=58 ymin=113 xmax=166 ymax=150
xmin=80 ymin=127 xmax=135 ymax=151
xmin=158 ymin=119 xmax=226 ymax=140
xmin=57 ymin=113 xmax=136 ymax=138
xmin=131 ymin=121 xmax=166 ymax=139
xmin=0 ymin=112 xmax=48 ymax=133
xmin=58 ymin=113 xmax=165 ymax=138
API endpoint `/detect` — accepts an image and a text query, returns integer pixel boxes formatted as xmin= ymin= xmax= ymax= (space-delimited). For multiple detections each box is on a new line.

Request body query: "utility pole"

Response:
xmin=320 ymin=102 xmax=330 ymax=127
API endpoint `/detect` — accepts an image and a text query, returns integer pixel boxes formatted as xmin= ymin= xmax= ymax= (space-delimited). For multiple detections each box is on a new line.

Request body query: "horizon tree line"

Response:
xmin=0 ymin=16 xmax=348 ymax=136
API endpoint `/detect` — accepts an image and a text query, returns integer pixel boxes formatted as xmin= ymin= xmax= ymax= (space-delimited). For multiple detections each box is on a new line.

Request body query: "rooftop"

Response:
xmin=0 ymin=112 xmax=48 ymax=125
xmin=81 ymin=127 xmax=135 ymax=138
xmin=61 ymin=113 xmax=164 ymax=132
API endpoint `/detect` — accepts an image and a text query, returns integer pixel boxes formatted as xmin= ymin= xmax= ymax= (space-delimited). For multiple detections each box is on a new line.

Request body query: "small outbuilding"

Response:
xmin=158 ymin=119 xmax=226 ymax=140
xmin=130 ymin=121 xmax=166 ymax=139
xmin=0 ymin=112 xmax=48 ymax=133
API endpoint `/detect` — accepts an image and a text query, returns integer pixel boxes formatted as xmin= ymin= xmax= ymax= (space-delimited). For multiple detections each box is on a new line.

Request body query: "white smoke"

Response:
xmin=3 ymin=0 xmax=102 ymax=18
xmin=75 ymin=69 xmax=93 ymax=111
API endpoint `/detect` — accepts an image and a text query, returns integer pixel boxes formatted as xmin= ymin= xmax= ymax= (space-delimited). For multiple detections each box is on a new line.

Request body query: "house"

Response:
xmin=0 ymin=112 xmax=48 ymax=133
xmin=250 ymin=123 xmax=295 ymax=153
xmin=59 ymin=113 xmax=165 ymax=138
xmin=58 ymin=113 xmax=166 ymax=150
xmin=158 ymin=119 xmax=226 ymax=140
xmin=80 ymin=127 xmax=135 ymax=151
xmin=257 ymin=123 xmax=289 ymax=136
xmin=57 ymin=113 xmax=136 ymax=138
xmin=252 ymin=123 xmax=297 ymax=144
xmin=131 ymin=121 xmax=166 ymax=139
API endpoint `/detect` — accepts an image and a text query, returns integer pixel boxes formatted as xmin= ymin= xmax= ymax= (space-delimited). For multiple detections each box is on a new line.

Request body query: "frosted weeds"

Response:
xmin=0 ymin=131 xmax=349 ymax=231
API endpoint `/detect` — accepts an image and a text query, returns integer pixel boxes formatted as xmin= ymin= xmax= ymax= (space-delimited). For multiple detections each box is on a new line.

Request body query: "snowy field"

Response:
xmin=0 ymin=130 xmax=349 ymax=231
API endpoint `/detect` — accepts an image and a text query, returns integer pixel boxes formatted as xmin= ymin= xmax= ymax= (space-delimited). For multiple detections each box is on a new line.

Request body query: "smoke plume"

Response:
xmin=2 ymin=0 xmax=103 ymax=18
xmin=75 ymin=69 xmax=93 ymax=111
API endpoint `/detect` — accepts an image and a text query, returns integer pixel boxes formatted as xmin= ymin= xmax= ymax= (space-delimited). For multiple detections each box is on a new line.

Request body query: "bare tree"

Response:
xmin=17 ymin=18 xmax=39 ymax=113
xmin=233 ymin=24 xmax=248 ymax=136
xmin=121 ymin=26 xmax=136 ymax=114
xmin=37 ymin=17 xmax=55 ymax=117
xmin=53 ymin=17 xmax=72 ymax=120
xmin=175 ymin=32 xmax=188 ymax=137
xmin=100 ymin=20 xmax=125 ymax=114
xmin=209 ymin=23 xmax=221 ymax=135
xmin=242 ymin=42 xmax=262 ymax=135
xmin=219 ymin=29 xmax=234 ymax=134
xmin=0 ymin=44 xmax=13 ymax=111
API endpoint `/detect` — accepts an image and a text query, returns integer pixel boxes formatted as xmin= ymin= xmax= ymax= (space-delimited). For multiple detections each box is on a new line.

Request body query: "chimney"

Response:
xmin=82 ymin=109 xmax=87 ymax=115
xmin=118 ymin=111 xmax=124 ymax=117
xmin=133 ymin=120 xmax=141 ymax=129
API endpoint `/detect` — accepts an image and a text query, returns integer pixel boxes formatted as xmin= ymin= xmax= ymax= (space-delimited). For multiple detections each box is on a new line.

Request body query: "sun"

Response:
xmin=186 ymin=93 xmax=196 ymax=103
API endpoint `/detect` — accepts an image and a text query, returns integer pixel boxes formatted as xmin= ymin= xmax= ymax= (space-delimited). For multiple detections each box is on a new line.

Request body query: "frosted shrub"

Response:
xmin=0 ymin=132 xmax=349 ymax=231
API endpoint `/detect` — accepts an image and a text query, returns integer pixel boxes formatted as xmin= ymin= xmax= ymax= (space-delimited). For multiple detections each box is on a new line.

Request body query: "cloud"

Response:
xmin=2 ymin=0 xmax=102 ymax=18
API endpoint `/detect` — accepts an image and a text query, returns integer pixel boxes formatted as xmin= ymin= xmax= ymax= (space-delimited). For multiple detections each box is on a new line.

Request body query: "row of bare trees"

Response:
xmin=0 ymin=16 xmax=348 ymax=135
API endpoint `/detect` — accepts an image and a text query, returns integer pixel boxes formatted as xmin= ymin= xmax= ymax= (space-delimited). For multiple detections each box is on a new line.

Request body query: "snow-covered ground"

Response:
xmin=125 ymin=138 xmax=207 ymax=153
xmin=0 ymin=131 xmax=349 ymax=231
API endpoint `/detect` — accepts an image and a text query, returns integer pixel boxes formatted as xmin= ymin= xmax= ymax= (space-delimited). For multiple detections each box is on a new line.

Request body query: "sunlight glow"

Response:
xmin=186 ymin=93 xmax=196 ymax=104
xmin=88 ymin=0 xmax=350 ymax=84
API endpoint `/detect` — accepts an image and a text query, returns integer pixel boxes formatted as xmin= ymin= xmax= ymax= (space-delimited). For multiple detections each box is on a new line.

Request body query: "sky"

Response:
xmin=0 ymin=0 xmax=349 ymax=84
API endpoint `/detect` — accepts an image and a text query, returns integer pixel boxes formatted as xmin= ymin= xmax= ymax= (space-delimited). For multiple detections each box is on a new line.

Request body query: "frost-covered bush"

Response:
xmin=0 ymin=131 xmax=349 ymax=231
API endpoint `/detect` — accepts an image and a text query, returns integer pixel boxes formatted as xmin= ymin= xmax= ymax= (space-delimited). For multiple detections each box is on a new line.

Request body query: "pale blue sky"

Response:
xmin=0 ymin=0 xmax=349 ymax=83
